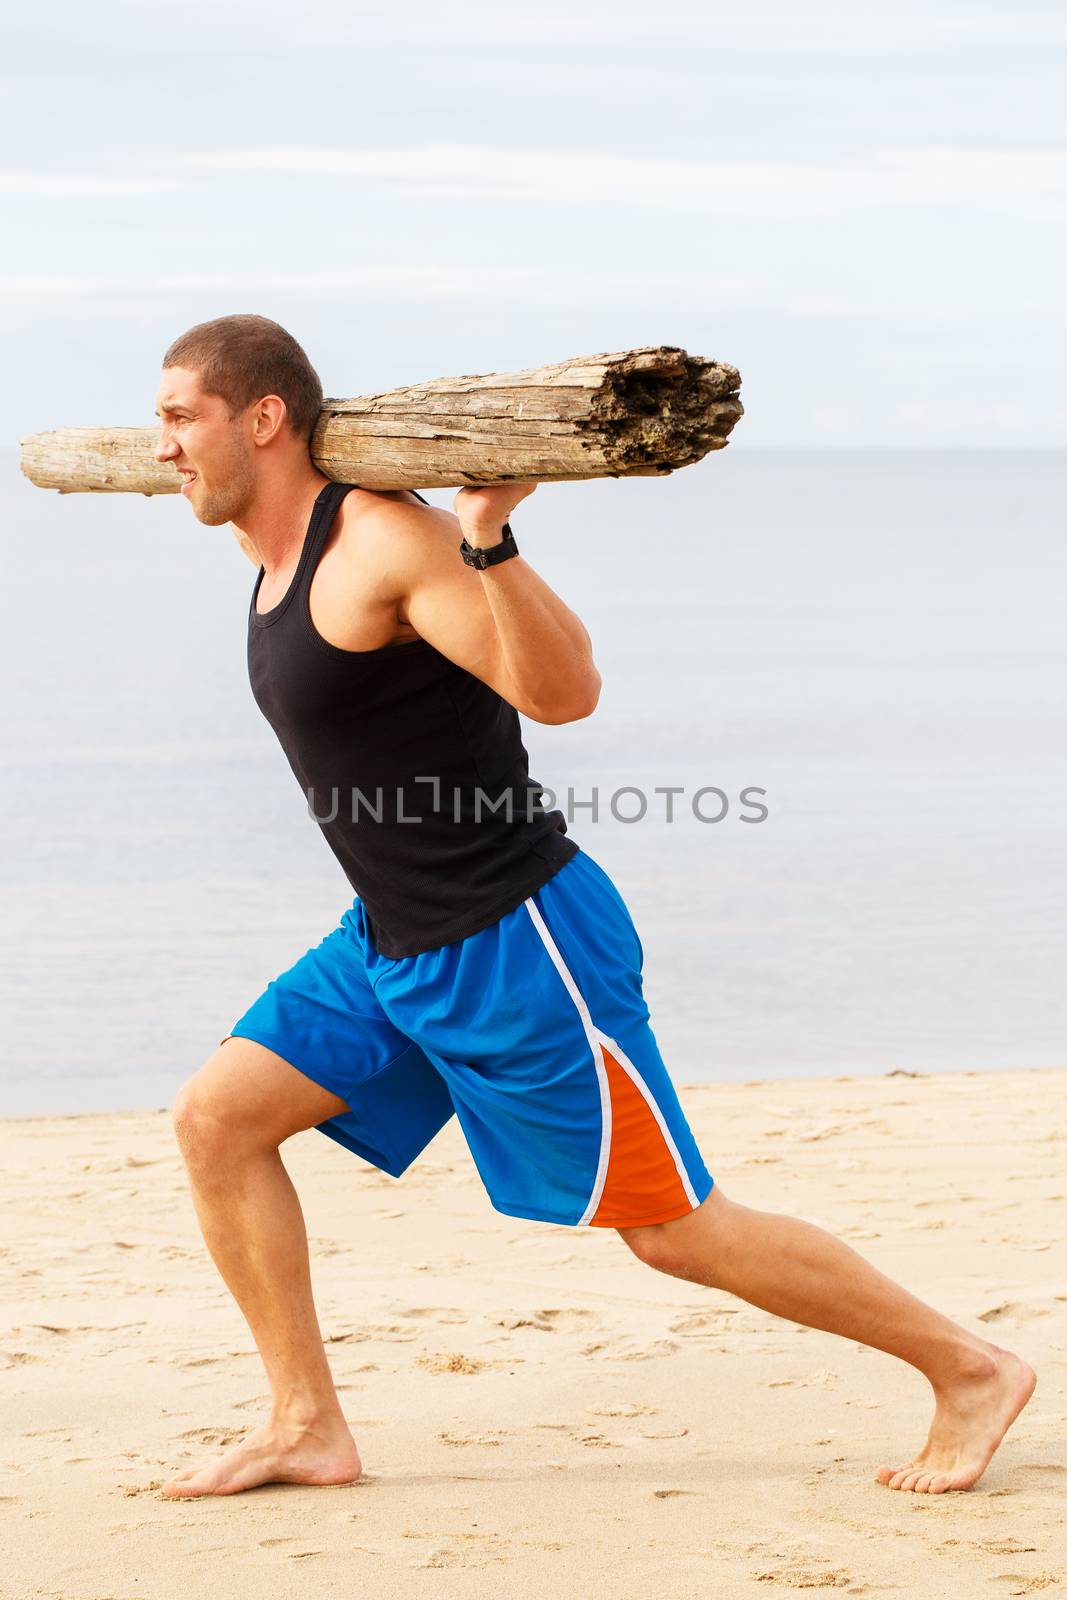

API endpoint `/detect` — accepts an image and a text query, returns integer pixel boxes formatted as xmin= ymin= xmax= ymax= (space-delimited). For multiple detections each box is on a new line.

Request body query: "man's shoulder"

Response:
xmin=335 ymin=487 xmax=454 ymax=583
xmin=338 ymin=485 xmax=446 ymax=538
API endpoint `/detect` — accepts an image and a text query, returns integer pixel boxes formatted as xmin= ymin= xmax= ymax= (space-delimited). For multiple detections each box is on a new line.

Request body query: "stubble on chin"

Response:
xmin=191 ymin=451 xmax=255 ymax=527
xmin=192 ymin=490 xmax=240 ymax=527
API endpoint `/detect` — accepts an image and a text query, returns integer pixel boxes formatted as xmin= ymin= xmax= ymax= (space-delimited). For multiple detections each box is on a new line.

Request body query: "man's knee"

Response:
xmin=170 ymin=1068 xmax=238 ymax=1165
xmin=170 ymin=1035 xmax=350 ymax=1162
xmin=617 ymin=1188 xmax=729 ymax=1278
xmin=619 ymin=1221 xmax=687 ymax=1276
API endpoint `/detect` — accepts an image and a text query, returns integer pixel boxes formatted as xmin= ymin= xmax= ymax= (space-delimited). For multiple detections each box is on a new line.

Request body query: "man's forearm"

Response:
xmin=461 ymin=520 xmax=600 ymax=722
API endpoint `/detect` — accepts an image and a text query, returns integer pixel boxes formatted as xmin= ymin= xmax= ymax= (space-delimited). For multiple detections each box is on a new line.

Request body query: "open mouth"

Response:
xmin=179 ymin=471 xmax=198 ymax=494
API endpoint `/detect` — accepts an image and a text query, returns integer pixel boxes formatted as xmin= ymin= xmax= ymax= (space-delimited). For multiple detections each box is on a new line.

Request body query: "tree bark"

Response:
xmin=20 ymin=345 xmax=742 ymax=495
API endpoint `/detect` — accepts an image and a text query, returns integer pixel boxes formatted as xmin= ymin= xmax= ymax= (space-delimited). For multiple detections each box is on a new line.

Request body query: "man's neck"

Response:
xmin=232 ymin=464 xmax=333 ymax=574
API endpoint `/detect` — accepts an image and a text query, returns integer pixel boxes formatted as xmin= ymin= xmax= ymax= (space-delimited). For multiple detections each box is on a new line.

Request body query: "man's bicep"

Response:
xmin=406 ymin=569 xmax=507 ymax=686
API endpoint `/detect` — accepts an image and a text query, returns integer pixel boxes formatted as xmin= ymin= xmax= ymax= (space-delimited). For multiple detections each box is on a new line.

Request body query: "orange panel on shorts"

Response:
xmin=590 ymin=1043 xmax=691 ymax=1227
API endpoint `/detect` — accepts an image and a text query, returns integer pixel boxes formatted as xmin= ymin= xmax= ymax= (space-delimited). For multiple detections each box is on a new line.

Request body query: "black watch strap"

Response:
xmin=459 ymin=521 xmax=519 ymax=569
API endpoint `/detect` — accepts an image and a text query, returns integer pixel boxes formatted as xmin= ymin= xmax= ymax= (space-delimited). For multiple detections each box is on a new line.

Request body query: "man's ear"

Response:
xmin=250 ymin=394 xmax=288 ymax=447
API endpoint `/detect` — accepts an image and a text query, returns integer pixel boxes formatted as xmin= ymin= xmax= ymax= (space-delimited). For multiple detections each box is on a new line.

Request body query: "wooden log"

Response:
xmin=20 ymin=345 xmax=741 ymax=495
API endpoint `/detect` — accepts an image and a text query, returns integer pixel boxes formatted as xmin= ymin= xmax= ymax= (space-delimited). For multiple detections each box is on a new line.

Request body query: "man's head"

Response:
xmin=154 ymin=314 xmax=323 ymax=525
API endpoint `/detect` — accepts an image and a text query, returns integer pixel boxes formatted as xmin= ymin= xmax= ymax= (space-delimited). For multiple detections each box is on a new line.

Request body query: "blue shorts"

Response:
xmin=223 ymin=847 xmax=714 ymax=1228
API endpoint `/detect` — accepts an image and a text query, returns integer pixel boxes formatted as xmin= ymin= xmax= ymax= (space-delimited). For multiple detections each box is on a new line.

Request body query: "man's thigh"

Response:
xmin=203 ymin=918 xmax=457 ymax=1175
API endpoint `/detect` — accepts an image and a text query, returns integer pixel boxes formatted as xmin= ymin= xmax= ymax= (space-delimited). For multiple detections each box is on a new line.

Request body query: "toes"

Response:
xmin=161 ymin=1471 xmax=198 ymax=1495
xmin=874 ymin=1465 xmax=902 ymax=1485
xmin=898 ymin=1470 xmax=926 ymax=1492
xmin=928 ymin=1474 xmax=952 ymax=1493
xmin=163 ymin=1473 xmax=210 ymax=1499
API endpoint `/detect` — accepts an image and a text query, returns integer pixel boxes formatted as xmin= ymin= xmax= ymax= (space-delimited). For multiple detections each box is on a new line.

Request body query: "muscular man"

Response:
xmin=155 ymin=314 xmax=1033 ymax=1500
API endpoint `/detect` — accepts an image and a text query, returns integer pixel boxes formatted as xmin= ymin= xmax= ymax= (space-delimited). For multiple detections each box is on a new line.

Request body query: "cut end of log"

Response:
xmin=585 ymin=346 xmax=743 ymax=474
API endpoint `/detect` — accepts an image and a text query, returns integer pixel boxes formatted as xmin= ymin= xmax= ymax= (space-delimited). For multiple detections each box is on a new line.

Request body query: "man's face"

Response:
xmin=154 ymin=366 xmax=256 ymax=526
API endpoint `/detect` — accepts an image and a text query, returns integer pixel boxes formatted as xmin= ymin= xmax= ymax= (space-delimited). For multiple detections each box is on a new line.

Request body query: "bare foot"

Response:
xmin=162 ymin=1413 xmax=362 ymax=1499
xmin=875 ymin=1342 xmax=1036 ymax=1493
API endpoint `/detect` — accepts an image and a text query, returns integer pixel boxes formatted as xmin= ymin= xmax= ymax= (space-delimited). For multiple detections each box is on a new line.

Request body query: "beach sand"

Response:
xmin=2 ymin=1067 xmax=1064 ymax=1600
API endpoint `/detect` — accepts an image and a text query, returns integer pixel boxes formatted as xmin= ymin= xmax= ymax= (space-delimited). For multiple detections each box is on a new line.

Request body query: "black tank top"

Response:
xmin=246 ymin=480 xmax=579 ymax=957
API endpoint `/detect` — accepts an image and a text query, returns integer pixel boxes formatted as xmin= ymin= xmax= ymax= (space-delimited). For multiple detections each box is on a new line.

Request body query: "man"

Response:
xmin=156 ymin=314 xmax=1033 ymax=1501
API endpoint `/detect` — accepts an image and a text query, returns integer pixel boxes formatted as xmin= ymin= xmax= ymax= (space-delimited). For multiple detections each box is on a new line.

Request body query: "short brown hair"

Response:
xmin=162 ymin=314 xmax=324 ymax=442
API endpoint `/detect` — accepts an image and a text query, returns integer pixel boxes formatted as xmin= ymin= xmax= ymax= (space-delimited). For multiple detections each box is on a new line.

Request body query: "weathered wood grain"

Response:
xmin=20 ymin=345 xmax=742 ymax=494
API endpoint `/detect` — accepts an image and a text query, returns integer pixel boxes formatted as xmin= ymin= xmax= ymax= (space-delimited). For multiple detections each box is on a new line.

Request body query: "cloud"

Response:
xmin=0 ymin=264 xmax=757 ymax=311
xmin=12 ymin=0 xmax=1067 ymax=59
xmin=194 ymin=143 xmax=1066 ymax=221
xmin=0 ymin=172 xmax=177 ymax=196
xmin=0 ymin=265 xmax=1054 ymax=329
xmin=4 ymin=143 xmax=1062 ymax=220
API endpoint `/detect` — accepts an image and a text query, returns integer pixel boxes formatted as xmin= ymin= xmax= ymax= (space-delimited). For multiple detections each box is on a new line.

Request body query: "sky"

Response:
xmin=2 ymin=0 xmax=1065 ymax=447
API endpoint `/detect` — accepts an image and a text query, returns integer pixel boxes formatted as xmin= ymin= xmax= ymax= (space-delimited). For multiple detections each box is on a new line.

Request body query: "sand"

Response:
xmin=1 ymin=1067 xmax=1064 ymax=1600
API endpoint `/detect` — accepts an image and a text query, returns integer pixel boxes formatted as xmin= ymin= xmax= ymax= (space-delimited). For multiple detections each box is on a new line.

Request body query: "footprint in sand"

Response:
xmin=534 ymin=1308 xmax=602 ymax=1330
xmin=408 ymin=1534 xmax=509 ymax=1570
xmin=438 ymin=1430 xmax=504 ymax=1447
xmin=616 ymin=1339 xmax=681 ymax=1361
xmin=326 ymin=1323 xmax=418 ymax=1345
xmin=669 ymin=1310 xmax=738 ymax=1335
xmin=397 ymin=1306 xmax=469 ymax=1325
xmin=588 ymin=1403 xmax=658 ymax=1418
xmin=768 ymin=1368 xmax=839 ymax=1390
xmin=993 ymin=1577 xmax=1062 ymax=1595
xmin=977 ymin=1302 xmax=1051 ymax=1324
xmin=750 ymin=1565 xmax=852 ymax=1588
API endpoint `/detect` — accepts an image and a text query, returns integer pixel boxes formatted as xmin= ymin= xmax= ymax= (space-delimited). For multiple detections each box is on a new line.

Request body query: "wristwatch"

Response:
xmin=459 ymin=521 xmax=519 ymax=569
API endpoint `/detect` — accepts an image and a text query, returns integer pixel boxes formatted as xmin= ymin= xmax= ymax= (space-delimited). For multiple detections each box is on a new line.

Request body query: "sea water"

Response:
xmin=1 ymin=449 xmax=1063 ymax=1114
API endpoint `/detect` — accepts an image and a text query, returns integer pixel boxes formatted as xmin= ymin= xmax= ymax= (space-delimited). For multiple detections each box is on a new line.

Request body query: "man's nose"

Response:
xmin=155 ymin=430 xmax=178 ymax=464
